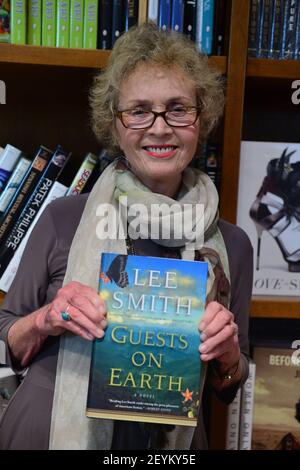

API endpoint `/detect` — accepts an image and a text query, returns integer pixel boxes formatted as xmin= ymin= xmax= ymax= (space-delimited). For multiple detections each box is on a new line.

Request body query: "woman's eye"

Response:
xmin=129 ymin=109 xmax=149 ymax=116
xmin=169 ymin=106 xmax=187 ymax=114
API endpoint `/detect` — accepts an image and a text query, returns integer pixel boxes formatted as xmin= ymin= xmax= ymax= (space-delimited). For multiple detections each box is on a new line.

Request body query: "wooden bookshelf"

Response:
xmin=251 ymin=297 xmax=300 ymax=319
xmin=247 ymin=58 xmax=300 ymax=79
xmin=0 ymin=43 xmax=227 ymax=73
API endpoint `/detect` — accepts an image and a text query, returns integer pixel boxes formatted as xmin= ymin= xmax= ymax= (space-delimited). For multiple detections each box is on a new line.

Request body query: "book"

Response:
xmin=97 ymin=0 xmax=112 ymax=50
xmin=0 ymin=181 xmax=67 ymax=293
xmin=56 ymin=0 xmax=70 ymax=48
xmin=238 ymin=361 xmax=256 ymax=450
xmin=225 ymin=387 xmax=242 ymax=450
xmin=65 ymin=152 xmax=97 ymax=195
xmin=10 ymin=0 xmax=26 ymax=44
xmin=83 ymin=0 xmax=98 ymax=49
xmin=0 ymin=0 xmax=10 ymax=43
xmin=236 ymin=141 xmax=300 ymax=296
xmin=86 ymin=252 xmax=208 ymax=426
xmin=27 ymin=0 xmax=42 ymax=45
xmin=0 ymin=156 xmax=31 ymax=217
xmin=0 ymin=144 xmax=22 ymax=194
xmin=70 ymin=0 xmax=84 ymax=48
xmin=252 ymin=345 xmax=300 ymax=450
xmin=42 ymin=0 xmax=56 ymax=46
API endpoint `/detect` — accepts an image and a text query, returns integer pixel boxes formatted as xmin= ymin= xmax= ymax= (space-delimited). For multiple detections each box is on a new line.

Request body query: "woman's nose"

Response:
xmin=147 ymin=114 xmax=173 ymax=135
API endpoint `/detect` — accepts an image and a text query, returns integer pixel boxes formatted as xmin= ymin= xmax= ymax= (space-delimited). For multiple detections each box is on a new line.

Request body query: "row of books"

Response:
xmin=0 ymin=143 xmax=110 ymax=293
xmin=248 ymin=0 xmax=300 ymax=60
xmin=226 ymin=344 xmax=300 ymax=450
xmin=0 ymin=1 xmax=227 ymax=56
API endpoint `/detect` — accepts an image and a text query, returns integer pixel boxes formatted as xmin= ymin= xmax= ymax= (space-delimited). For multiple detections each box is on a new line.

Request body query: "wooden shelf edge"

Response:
xmin=247 ymin=58 xmax=300 ymax=79
xmin=251 ymin=296 xmax=300 ymax=319
xmin=0 ymin=43 xmax=227 ymax=73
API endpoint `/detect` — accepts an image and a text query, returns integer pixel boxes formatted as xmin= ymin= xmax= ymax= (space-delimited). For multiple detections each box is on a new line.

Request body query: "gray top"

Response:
xmin=0 ymin=194 xmax=253 ymax=449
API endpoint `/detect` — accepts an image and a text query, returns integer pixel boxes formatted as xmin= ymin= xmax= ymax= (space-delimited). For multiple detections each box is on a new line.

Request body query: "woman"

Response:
xmin=0 ymin=24 xmax=253 ymax=450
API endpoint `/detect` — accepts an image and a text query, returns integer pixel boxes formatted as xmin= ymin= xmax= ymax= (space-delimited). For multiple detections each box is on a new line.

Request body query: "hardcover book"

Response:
xmin=252 ymin=345 xmax=300 ymax=450
xmin=86 ymin=252 xmax=208 ymax=426
xmin=237 ymin=141 xmax=300 ymax=296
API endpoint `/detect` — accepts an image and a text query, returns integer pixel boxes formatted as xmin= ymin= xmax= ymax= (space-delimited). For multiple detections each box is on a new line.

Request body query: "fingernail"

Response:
xmin=201 ymin=332 xmax=207 ymax=341
xmin=200 ymin=344 xmax=207 ymax=353
xmin=199 ymin=321 xmax=206 ymax=331
xmin=96 ymin=330 xmax=105 ymax=339
xmin=100 ymin=319 xmax=108 ymax=329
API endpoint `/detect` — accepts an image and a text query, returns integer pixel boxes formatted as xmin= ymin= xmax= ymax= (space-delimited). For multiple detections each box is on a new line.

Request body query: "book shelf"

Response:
xmin=0 ymin=0 xmax=299 ymax=449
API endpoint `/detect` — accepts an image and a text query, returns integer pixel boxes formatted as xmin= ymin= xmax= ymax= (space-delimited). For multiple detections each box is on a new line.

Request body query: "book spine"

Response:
xmin=42 ymin=0 xmax=56 ymax=46
xmin=125 ymin=0 xmax=139 ymax=31
xmin=267 ymin=0 xmax=283 ymax=59
xmin=225 ymin=387 xmax=242 ymax=450
xmin=66 ymin=152 xmax=97 ymax=195
xmin=0 ymin=144 xmax=22 ymax=194
xmin=195 ymin=0 xmax=204 ymax=52
xmin=201 ymin=0 xmax=215 ymax=55
xmin=212 ymin=0 xmax=226 ymax=55
xmin=0 ymin=1 xmax=10 ymax=43
xmin=158 ymin=0 xmax=171 ymax=31
xmin=238 ymin=362 xmax=256 ymax=450
xmin=0 ymin=157 xmax=31 ymax=217
xmin=280 ymin=0 xmax=298 ymax=59
xmin=0 ymin=146 xmax=53 ymax=248
xmin=0 ymin=147 xmax=69 ymax=276
xmin=248 ymin=0 xmax=260 ymax=57
xmin=97 ymin=0 xmax=112 ymax=49
xmin=171 ymin=0 xmax=184 ymax=33
xmin=27 ymin=0 xmax=42 ymax=45
xmin=148 ymin=0 xmax=158 ymax=23
xmin=138 ymin=0 xmax=148 ymax=25
xmin=295 ymin=2 xmax=300 ymax=59
xmin=70 ymin=0 xmax=84 ymax=48
xmin=83 ymin=0 xmax=98 ymax=49
xmin=257 ymin=0 xmax=271 ymax=58
xmin=0 ymin=182 xmax=68 ymax=293
xmin=183 ymin=0 xmax=197 ymax=42
xmin=10 ymin=0 xmax=26 ymax=44
xmin=56 ymin=0 xmax=70 ymax=47
xmin=111 ymin=0 xmax=125 ymax=46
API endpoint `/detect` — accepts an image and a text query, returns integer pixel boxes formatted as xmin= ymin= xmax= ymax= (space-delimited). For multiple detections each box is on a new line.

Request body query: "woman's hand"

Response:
xmin=36 ymin=281 xmax=107 ymax=341
xmin=198 ymin=301 xmax=240 ymax=375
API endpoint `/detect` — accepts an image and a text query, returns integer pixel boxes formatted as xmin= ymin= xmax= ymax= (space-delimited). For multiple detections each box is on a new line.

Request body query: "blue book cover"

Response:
xmin=201 ymin=0 xmax=215 ymax=55
xmin=158 ymin=0 xmax=171 ymax=31
xmin=87 ymin=252 xmax=208 ymax=426
xmin=267 ymin=0 xmax=284 ymax=59
xmin=171 ymin=0 xmax=184 ymax=33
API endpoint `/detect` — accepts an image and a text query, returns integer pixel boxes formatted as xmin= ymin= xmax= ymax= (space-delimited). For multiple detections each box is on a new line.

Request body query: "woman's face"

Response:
xmin=115 ymin=64 xmax=200 ymax=197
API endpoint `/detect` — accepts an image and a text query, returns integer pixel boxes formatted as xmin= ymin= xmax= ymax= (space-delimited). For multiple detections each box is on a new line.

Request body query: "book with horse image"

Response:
xmin=86 ymin=252 xmax=208 ymax=426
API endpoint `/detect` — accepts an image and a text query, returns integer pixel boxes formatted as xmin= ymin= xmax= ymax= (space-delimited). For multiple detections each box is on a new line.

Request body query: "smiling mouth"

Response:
xmin=142 ymin=146 xmax=178 ymax=158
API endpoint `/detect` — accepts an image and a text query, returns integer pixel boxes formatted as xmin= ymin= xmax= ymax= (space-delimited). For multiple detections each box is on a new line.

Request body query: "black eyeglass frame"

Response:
xmin=115 ymin=106 xmax=201 ymax=130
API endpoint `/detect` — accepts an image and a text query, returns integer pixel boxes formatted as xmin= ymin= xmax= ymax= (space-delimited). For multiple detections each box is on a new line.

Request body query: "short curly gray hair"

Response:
xmin=90 ymin=23 xmax=225 ymax=156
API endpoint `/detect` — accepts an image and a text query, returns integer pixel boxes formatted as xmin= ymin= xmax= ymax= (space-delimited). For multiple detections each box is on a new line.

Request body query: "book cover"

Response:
xmin=201 ymin=0 xmax=215 ymax=55
xmin=138 ymin=0 xmax=147 ymax=26
xmin=65 ymin=152 xmax=97 ymax=195
xmin=0 ymin=0 xmax=10 ymax=43
xmin=183 ymin=0 xmax=197 ymax=42
xmin=124 ymin=0 xmax=138 ymax=31
xmin=236 ymin=141 xmax=300 ymax=296
xmin=158 ymin=0 xmax=171 ymax=31
xmin=252 ymin=345 xmax=300 ymax=450
xmin=87 ymin=253 xmax=208 ymax=426
xmin=225 ymin=387 xmax=241 ymax=450
xmin=111 ymin=0 xmax=125 ymax=47
xmin=0 ymin=156 xmax=31 ymax=217
xmin=42 ymin=0 xmax=56 ymax=46
xmin=0 ymin=144 xmax=22 ymax=194
xmin=70 ymin=0 xmax=84 ymax=48
xmin=27 ymin=0 xmax=42 ymax=46
xmin=171 ymin=0 xmax=184 ymax=33
xmin=83 ymin=0 xmax=98 ymax=49
xmin=10 ymin=0 xmax=26 ymax=44
xmin=97 ymin=0 xmax=112 ymax=50
xmin=238 ymin=361 xmax=256 ymax=450
xmin=56 ymin=0 xmax=70 ymax=48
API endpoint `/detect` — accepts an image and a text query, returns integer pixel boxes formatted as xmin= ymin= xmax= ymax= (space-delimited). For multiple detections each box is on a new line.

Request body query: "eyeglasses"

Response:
xmin=116 ymin=106 xmax=200 ymax=130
